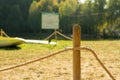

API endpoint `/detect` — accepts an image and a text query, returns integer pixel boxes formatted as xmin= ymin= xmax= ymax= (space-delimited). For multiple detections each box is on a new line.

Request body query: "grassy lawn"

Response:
xmin=0 ymin=40 xmax=120 ymax=80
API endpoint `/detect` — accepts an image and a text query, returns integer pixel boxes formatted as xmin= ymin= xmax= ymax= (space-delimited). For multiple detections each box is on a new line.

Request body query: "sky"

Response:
xmin=79 ymin=0 xmax=85 ymax=3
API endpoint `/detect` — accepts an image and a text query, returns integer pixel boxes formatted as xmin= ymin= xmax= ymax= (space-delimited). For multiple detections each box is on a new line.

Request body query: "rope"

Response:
xmin=0 ymin=48 xmax=72 ymax=72
xmin=81 ymin=47 xmax=116 ymax=80
xmin=0 ymin=47 xmax=116 ymax=80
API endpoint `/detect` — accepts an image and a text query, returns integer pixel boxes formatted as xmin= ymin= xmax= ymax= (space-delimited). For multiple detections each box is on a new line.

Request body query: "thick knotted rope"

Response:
xmin=0 ymin=47 xmax=116 ymax=80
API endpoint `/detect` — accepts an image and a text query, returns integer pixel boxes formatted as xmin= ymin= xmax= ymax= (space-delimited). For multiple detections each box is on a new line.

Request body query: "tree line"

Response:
xmin=0 ymin=0 xmax=120 ymax=39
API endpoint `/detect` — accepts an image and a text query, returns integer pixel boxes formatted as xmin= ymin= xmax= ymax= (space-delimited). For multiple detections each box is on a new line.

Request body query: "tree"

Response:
xmin=0 ymin=0 xmax=33 ymax=33
xmin=77 ymin=0 xmax=107 ymax=37
xmin=107 ymin=0 xmax=120 ymax=25
xmin=6 ymin=5 xmax=24 ymax=32
xmin=59 ymin=0 xmax=78 ymax=33
xmin=59 ymin=0 xmax=78 ymax=16
xmin=28 ymin=1 xmax=41 ymax=33
xmin=38 ymin=0 xmax=59 ymax=12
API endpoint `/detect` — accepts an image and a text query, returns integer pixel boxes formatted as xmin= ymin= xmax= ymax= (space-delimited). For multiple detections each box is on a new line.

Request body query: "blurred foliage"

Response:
xmin=0 ymin=0 xmax=120 ymax=39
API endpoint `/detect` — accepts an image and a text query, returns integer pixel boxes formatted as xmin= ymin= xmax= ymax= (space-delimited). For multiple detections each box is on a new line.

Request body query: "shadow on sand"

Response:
xmin=0 ymin=46 xmax=21 ymax=50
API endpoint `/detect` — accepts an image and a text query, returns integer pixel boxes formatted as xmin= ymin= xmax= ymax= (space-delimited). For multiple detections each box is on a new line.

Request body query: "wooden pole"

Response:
xmin=55 ymin=29 xmax=57 ymax=40
xmin=0 ymin=29 xmax=3 ymax=36
xmin=0 ymin=29 xmax=1 ymax=36
xmin=73 ymin=25 xmax=81 ymax=80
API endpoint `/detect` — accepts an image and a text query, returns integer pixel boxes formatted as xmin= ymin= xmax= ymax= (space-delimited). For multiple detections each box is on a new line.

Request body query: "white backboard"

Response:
xmin=42 ymin=12 xmax=59 ymax=29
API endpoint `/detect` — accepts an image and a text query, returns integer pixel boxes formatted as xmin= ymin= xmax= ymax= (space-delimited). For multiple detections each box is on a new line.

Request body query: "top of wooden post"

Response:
xmin=73 ymin=24 xmax=80 ymax=30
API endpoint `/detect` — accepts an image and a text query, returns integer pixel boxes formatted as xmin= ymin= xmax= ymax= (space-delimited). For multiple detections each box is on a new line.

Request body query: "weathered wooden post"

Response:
xmin=73 ymin=24 xmax=81 ymax=80
xmin=0 ymin=29 xmax=3 ymax=36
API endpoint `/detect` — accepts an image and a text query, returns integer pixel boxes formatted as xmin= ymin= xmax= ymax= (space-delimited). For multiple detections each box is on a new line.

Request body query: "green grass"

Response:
xmin=0 ymin=40 xmax=120 ymax=80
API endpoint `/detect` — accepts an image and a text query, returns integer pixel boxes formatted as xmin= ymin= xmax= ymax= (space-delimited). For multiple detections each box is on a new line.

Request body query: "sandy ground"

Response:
xmin=0 ymin=41 xmax=120 ymax=80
